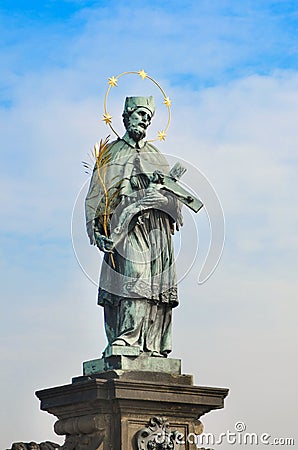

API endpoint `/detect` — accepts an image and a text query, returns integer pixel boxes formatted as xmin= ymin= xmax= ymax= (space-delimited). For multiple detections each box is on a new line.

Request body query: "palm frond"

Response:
xmin=82 ymin=160 xmax=93 ymax=175
xmin=89 ymin=135 xmax=123 ymax=269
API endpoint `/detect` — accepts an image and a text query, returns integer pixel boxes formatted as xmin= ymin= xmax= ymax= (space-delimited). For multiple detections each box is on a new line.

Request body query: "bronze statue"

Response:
xmin=85 ymin=96 xmax=201 ymax=357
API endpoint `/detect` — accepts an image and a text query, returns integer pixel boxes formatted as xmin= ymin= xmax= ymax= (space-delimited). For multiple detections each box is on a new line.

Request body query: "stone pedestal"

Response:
xmin=36 ymin=355 xmax=228 ymax=450
xmin=83 ymin=346 xmax=181 ymax=375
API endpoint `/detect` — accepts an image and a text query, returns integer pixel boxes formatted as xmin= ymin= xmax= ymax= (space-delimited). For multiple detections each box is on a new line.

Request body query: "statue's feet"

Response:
xmin=151 ymin=351 xmax=164 ymax=358
xmin=111 ymin=339 xmax=126 ymax=346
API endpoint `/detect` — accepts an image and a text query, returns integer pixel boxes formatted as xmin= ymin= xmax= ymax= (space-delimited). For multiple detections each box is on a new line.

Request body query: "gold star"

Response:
xmin=108 ymin=76 xmax=118 ymax=87
xmin=102 ymin=113 xmax=112 ymax=124
xmin=138 ymin=69 xmax=147 ymax=80
xmin=158 ymin=130 xmax=167 ymax=141
xmin=163 ymin=96 xmax=172 ymax=107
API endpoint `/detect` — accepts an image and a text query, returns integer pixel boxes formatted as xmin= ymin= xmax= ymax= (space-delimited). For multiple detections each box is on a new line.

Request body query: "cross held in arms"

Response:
xmin=151 ymin=162 xmax=203 ymax=213
xmin=110 ymin=162 xmax=203 ymax=249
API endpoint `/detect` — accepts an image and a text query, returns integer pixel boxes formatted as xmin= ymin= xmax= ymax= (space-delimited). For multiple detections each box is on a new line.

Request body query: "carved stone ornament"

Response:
xmin=8 ymin=442 xmax=60 ymax=450
xmin=135 ymin=417 xmax=181 ymax=450
xmin=54 ymin=415 xmax=105 ymax=450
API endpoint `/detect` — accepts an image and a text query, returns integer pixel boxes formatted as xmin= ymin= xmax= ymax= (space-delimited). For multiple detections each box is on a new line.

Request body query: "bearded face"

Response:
xmin=124 ymin=107 xmax=152 ymax=142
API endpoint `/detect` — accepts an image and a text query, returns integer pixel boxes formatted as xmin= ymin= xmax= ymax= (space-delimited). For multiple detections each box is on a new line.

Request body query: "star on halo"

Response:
xmin=163 ymin=96 xmax=172 ymax=107
xmin=108 ymin=76 xmax=118 ymax=87
xmin=102 ymin=113 xmax=112 ymax=124
xmin=138 ymin=69 xmax=147 ymax=80
xmin=158 ymin=130 xmax=167 ymax=141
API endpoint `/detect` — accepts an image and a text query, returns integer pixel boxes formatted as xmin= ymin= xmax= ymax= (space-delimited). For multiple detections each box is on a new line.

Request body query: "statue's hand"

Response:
xmin=95 ymin=233 xmax=114 ymax=253
xmin=141 ymin=188 xmax=168 ymax=208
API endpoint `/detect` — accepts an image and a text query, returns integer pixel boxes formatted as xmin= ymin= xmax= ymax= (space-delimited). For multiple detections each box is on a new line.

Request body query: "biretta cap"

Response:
xmin=124 ymin=96 xmax=155 ymax=117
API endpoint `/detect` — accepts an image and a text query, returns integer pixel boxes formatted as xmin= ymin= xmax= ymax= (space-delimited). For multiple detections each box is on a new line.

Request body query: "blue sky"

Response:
xmin=1 ymin=1 xmax=298 ymax=448
xmin=1 ymin=1 xmax=298 ymax=91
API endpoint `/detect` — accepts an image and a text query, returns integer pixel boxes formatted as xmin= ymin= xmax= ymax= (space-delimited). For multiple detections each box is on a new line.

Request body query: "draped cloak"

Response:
xmin=85 ymin=136 xmax=182 ymax=352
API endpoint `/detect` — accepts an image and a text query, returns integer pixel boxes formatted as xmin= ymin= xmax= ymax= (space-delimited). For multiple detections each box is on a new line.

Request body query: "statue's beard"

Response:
xmin=127 ymin=124 xmax=146 ymax=142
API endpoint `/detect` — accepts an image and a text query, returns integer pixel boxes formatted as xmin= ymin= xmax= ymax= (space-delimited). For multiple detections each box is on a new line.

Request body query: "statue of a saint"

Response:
xmin=85 ymin=96 xmax=183 ymax=357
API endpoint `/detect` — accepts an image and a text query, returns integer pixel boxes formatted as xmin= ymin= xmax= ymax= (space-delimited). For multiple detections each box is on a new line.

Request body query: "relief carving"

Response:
xmin=135 ymin=417 xmax=181 ymax=450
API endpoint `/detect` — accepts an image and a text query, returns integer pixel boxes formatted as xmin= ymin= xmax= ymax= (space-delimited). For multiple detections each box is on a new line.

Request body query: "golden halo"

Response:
xmin=103 ymin=70 xmax=171 ymax=142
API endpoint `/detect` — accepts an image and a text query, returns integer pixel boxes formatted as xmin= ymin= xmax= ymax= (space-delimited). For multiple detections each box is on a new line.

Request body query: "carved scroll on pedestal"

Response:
xmin=54 ymin=415 xmax=105 ymax=450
